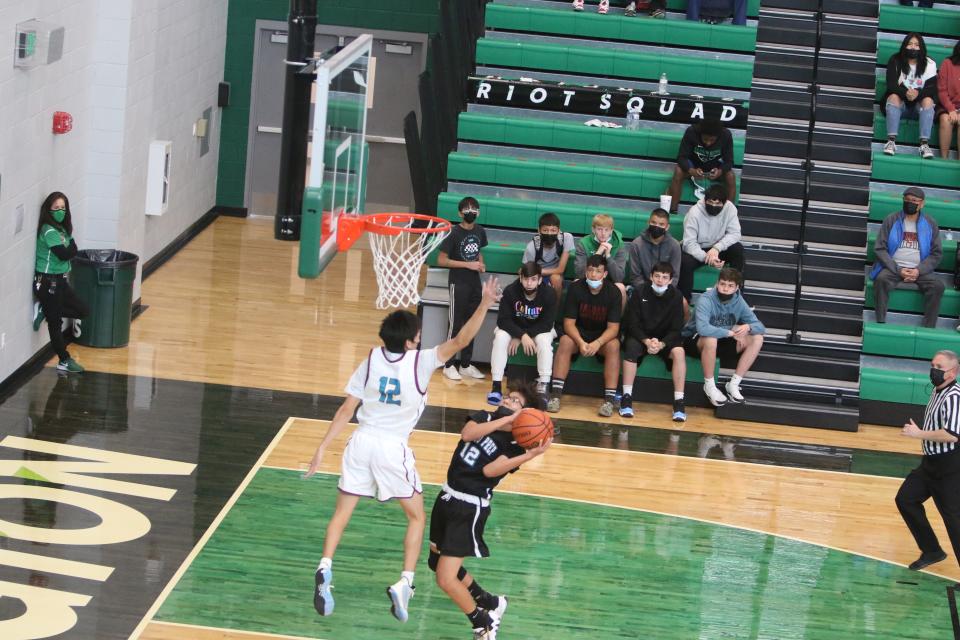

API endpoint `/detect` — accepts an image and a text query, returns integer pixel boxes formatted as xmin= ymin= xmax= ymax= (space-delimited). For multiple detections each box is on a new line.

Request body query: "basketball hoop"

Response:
xmin=337 ymin=213 xmax=452 ymax=309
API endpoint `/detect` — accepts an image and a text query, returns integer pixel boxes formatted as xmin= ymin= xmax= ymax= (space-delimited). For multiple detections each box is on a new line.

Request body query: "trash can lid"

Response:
xmin=75 ymin=249 xmax=139 ymax=267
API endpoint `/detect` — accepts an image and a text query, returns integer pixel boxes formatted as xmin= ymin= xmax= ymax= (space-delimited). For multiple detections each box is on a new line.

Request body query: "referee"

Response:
xmin=896 ymin=349 xmax=960 ymax=571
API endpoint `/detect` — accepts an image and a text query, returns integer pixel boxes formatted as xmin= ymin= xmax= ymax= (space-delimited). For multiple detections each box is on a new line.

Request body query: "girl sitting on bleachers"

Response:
xmin=884 ymin=32 xmax=938 ymax=160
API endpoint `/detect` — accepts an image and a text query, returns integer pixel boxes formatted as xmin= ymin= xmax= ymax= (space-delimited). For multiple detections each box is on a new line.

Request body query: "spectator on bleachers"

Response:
xmin=936 ymin=41 xmax=960 ymax=159
xmin=488 ymin=262 xmax=558 ymax=405
xmin=884 ymin=33 xmax=938 ymax=159
xmin=572 ymin=0 xmax=609 ymax=14
xmin=679 ymin=184 xmax=743 ymax=301
xmin=899 ymin=0 xmax=933 ymax=7
xmin=625 ymin=0 xmax=666 ymax=19
xmin=686 ymin=0 xmax=747 ymax=26
xmin=523 ymin=212 xmax=575 ymax=299
xmin=628 ymin=208 xmax=681 ymax=289
xmin=870 ymin=186 xmax=944 ymax=329
xmin=665 ymin=119 xmax=736 ymax=216
xmin=575 ymin=214 xmax=628 ymax=306
xmin=619 ymin=261 xmax=687 ymax=422
xmin=547 ymin=255 xmax=622 ymax=417
xmin=682 ymin=267 xmax=764 ymax=407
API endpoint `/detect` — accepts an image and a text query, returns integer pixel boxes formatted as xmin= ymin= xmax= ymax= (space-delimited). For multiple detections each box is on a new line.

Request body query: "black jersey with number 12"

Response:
xmin=446 ymin=407 xmax=527 ymax=500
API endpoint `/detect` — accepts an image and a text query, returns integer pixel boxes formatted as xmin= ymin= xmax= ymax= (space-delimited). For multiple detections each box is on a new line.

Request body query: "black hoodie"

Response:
xmin=496 ymin=279 xmax=557 ymax=338
xmin=622 ymin=282 xmax=684 ymax=348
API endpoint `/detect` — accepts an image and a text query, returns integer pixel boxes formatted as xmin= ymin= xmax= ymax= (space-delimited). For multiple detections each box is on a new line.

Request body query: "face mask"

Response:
xmin=651 ymin=283 xmax=669 ymax=295
xmin=931 ymin=367 xmax=948 ymax=387
xmin=540 ymin=233 xmax=558 ymax=247
xmin=647 ymin=225 xmax=666 ymax=239
xmin=903 ymin=201 xmax=920 ymax=216
xmin=717 ymin=290 xmax=734 ymax=302
xmin=51 ymin=208 xmax=66 ymax=223
xmin=906 ymin=48 xmax=920 ymax=59
xmin=586 ymin=278 xmax=603 ymax=290
xmin=462 ymin=212 xmax=477 ymax=224
xmin=705 ymin=204 xmax=723 ymax=217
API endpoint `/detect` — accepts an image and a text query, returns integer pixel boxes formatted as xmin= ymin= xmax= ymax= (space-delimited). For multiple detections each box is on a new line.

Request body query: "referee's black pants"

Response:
xmin=896 ymin=449 xmax=960 ymax=561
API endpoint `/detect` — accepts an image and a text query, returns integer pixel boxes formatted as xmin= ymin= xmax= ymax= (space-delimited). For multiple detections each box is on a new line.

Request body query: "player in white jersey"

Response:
xmin=305 ymin=276 xmax=501 ymax=623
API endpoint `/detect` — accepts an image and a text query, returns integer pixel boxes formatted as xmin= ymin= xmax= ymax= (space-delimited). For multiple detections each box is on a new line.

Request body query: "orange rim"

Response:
xmin=337 ymin=213 xmax=451 ymax=250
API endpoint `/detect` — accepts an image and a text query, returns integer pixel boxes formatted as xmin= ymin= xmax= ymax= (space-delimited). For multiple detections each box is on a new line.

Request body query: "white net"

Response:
xmin=366 ymin=215 xmax=450 ymax=310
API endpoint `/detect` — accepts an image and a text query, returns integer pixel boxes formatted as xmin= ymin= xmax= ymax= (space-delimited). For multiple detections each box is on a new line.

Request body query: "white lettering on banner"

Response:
xmin=690 ymin=103 xmax=704 ymax=120
xmin=0 ymin=437 xmax=196 ymax=639
xmin=721 ymin=105 xmax=737 ymax=121
xmin=659 ymin=100 xmax=676 ymax=116
xmin=530 ymin=87 xmax=547 ymax=104
xmin=562 ymin=90 xmax=575 ymax=106
xmin=599 ymin=93 xmax=612 ymax=110
xmin=476 ymin=82 xmax=491 ymax=100
xmin=626 ymin=97 xmax=644 ymax=113
xmin=0 ymin=580 xmax=92 ymax=640
xmin=505 ymin=84 xmax=515 ymax=101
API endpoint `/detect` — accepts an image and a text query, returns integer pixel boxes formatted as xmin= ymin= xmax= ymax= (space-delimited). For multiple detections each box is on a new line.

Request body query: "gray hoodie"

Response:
xmin=627 ymin=229 xmax=681 ymax=288
xmin=682 ymin=200 xmax=741 ymax=263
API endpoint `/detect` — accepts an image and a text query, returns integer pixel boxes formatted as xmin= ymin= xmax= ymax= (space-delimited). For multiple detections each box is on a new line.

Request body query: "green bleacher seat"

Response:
xmin=861 ymin=366 xmax=931 ymax=405
xmin=869 ymin=192 xmax=960 ymax=229
xmin=509 ymin=347 xmax=713 ymax=383
xmin=872 ymin=153 xmax=960 ymax=190
xmin=457 ymin=113 xmax=746 ymax=162
xmin=436 ymin=192 xmax=687 ymax=238
xmin=863 ymin=321 xmax=960 ymax=360
xmin=447 ymin=151 xmax=739 ymax=202
xmin=485 ymin=4 xmax=758 ymax=52
xmin=879 ymin=4 xmax=960 ymax=38
xmin=475 ymin=38 xmax=754 ymax=88
xmin=866 ymin=231 xmax=957 ymax=271
xmin=876 ymin=39 xmax=953 ymax=68
xmin=864 ymin=279 xmax=960 ymax=315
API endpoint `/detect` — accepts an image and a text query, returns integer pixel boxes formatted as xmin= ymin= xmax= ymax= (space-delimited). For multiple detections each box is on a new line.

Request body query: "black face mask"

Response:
xmin=540 ymin=233 xmax=558 ymax=247
xmin=462 ymin=212 xmax=477 ymax=224
xmin=906 ymin=49 xmax=920 ymax=60
xmin=647 ymin=225 xmax=666 ymax=239
xmin=717 ymin=291 xmax=734 ymax=302
xmin=903 ymin=201 xmax=920 ymax=216
xmin=931 ymin=367 xmax=948 ymax=387
xmin=705 ymin=204 xmax=724 ymax=216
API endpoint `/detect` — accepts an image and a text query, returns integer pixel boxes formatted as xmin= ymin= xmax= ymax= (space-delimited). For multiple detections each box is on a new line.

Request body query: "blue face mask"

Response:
xmin=586 ymin=278 xmax=603 ymax=290
xmin=651 ymin=283 xmax=669 ymax=295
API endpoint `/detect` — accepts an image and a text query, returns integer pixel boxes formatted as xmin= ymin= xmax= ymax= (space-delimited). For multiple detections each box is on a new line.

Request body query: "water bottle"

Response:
xmin=658 ymin=72 xmax=668 ymax=95
xmin=626 ymin=110 xmax=640 ymax=131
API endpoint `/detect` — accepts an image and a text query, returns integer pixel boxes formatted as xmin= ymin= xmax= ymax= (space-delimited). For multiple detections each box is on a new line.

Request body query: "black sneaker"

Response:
xmin=672 ymin=399 xmax=686 ymax=422
xmin=618 ymin=394 xmax=634 ymax=417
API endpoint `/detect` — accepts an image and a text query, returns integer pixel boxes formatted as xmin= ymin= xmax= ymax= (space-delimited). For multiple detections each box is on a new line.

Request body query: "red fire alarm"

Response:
xmin=52 ymin=111 xmax=73 ymax=134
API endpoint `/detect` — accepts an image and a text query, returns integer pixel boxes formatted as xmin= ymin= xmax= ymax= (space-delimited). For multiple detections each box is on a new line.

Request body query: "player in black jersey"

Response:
xmin=427 ymin=381 xmax=551 ymax=640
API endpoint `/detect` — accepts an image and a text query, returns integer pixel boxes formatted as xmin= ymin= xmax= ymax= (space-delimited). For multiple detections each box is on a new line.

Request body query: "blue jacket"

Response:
xmin=869 ymin=211 xmax=940 ymax=280
xmin=682 ymin=288 xmax=765 ymax=339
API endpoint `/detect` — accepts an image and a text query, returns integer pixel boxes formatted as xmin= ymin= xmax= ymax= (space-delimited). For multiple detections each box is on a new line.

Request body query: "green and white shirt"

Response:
xmin=35 ymin=224 xmax=72 ymax=274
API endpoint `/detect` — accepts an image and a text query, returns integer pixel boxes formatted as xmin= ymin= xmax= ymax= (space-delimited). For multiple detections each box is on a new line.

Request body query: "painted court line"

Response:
xmin=128 ymin=417 xmax=297 ymax=640
xmin=145 ymin=620 xmax=326 ymax=640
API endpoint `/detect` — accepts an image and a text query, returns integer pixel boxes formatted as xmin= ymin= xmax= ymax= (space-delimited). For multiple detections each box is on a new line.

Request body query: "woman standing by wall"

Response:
xmin=33 ymin=192 xmax=88 ymax=373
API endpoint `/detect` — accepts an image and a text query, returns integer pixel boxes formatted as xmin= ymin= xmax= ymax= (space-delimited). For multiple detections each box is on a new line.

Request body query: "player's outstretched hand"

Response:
xmin=304 ymin=448 xmax=325 ymax=478
xmin=529 ymin=437 xmax=553 ymax=457
xmin=481 ymin=277 xmax=501 ymax=305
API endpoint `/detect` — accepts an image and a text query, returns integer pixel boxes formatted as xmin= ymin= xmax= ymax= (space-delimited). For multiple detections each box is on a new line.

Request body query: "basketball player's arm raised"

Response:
xmin=304 ymin=394 xmax=362 ymax=477
xmin=482 ymin=439 xmax=552 ymax=477
xmin=435 ymin=277 xmax=501 ymax=364
xmin=461 ymin=411 xmax=519 ymax=442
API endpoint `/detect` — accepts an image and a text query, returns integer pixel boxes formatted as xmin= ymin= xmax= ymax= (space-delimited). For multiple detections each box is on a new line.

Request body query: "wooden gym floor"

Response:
xmin=2 ymin=216 xmax=956 ymax=640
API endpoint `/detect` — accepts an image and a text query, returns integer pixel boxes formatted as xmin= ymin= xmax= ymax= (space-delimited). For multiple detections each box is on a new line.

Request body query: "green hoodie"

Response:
xmin=575 ymin=229 xmax=626 ymax=282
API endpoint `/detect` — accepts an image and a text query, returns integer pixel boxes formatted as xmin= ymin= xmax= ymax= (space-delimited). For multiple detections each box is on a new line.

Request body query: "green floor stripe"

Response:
xmin=14 ymin=466 xmax=50 ymax=483
xmin=156 ymin=468 xmax=953 ymax=639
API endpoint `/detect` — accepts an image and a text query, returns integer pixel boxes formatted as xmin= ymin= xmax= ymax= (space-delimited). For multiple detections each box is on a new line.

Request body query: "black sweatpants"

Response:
xmin=896 ymin=449 xmax=960 ymax=562
xmin=446 ymin=277 xmax=482 ymax=368
xmin=34 ymin=273 xmax=89 ymax=361
xmin=679 ymin=242 xmax=745 ymax=301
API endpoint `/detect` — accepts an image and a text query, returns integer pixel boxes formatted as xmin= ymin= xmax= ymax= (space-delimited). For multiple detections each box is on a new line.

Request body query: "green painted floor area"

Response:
xmin=157 ymin=468 xmax=954 ymax=639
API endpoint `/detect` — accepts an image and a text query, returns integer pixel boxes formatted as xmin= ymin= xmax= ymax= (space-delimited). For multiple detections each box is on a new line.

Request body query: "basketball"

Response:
xmin=512 ymin=408 xmax=554 ymax=449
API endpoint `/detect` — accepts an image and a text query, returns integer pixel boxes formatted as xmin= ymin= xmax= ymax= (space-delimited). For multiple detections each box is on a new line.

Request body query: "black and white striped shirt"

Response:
xmin=922 ymin=382 xmax=960 ymax=456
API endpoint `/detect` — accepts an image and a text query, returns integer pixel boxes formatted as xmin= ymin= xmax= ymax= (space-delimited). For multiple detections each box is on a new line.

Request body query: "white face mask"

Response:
xmin=651 ymin=283 xmax=669 ymax=295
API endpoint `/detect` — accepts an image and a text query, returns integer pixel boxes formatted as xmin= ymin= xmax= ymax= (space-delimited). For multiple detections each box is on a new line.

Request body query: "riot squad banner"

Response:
xmin=468 ymin=77 xmax=748 ymax=128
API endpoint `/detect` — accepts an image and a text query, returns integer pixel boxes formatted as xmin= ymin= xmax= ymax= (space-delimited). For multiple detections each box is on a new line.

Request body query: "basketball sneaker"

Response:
xmin=546 ymin=396 xmax=561 ymax=413
xmin=624 ymin=1 xmax=637 ymax=15
xmin=473 ymin=626 xmax=498 ymax=640
xmin=387 ymin=576 xmax=415 ymax=622
xmin=883 ymin=139 xmax=897 ymax=155
xmin=314 ymin=567 xmax=334 ymax=616
xmin=725 ymin=379 xmax=745 ymax=403
xmin=443 ymin=365 xmax=463 ymax=381
xmin=487 ymin=390 xmax=503 ymax=405
xmin=491 ymin=596 xmax=508 ymax=621
xmin=703 ymin=380 xmax=727 ymax=407
xmin=572 ymin=0 xmax=584 ymax=10
xmin=618 ymin=393 xmax=634 ymax=417
xmin=920 ymin=142 xmax=935 ymax=159
xmin=598 ymin=0 xmax=610 ymax=13
xmin=672 ymin=399 xmax=687 ymax=422
xmin=460 ymin=365 xmax=486 ymax=379
xmin=598 ymin=399 xmax=615 ymax=417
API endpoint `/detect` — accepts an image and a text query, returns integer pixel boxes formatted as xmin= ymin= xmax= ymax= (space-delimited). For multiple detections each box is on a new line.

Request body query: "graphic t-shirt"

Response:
xmin=440 ymin=224 xmax=488 ymax=284
xmin=563 ymin=279 xmax=623 ymax=339
xmin=893 ymin=217 xmax=921 ymax=269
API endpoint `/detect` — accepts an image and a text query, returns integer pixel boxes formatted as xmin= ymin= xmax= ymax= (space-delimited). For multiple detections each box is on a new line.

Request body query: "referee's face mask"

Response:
xmin=930 ymin=355 xmax=959 ymax=388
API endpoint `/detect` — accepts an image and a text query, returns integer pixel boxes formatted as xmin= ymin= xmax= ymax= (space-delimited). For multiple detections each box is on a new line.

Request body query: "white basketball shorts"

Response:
xmin=338 ymin=429 xmax=423 ymax=501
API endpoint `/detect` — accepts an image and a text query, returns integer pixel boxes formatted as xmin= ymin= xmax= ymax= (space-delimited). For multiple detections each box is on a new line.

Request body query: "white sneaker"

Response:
xmin=883 ymin=139 xmax=896 ymax=155
xmin=490 ymin=596 xmax=508 ymax=623
xmin=459 ymin=365 xmax=485 ymax=379
xmin=473 ymin=609 xmax=501 ymax=639
xmin=572 ymin=0 xmax=584 ymax=10
xmin=387 ymin=577 xmax=415 ymax=622
xmin=443 ymin=366 xmax=463 ymax=381
xmin=703 ymin=381 xmax=728 ymax=407
xmin=725 ymin=379 xmax=745 ymax=403
xmin=920 ymin=143 xmax=935 ymax=159
xmin=624 ymin=1 xmax=637 ymax=15
xmin=598 ymin=0 xmax=609 ymax=14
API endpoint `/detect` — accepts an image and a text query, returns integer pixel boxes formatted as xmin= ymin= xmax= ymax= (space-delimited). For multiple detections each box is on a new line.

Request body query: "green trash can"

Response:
xmin=70 ymin=249 xmax=139 ymax=348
